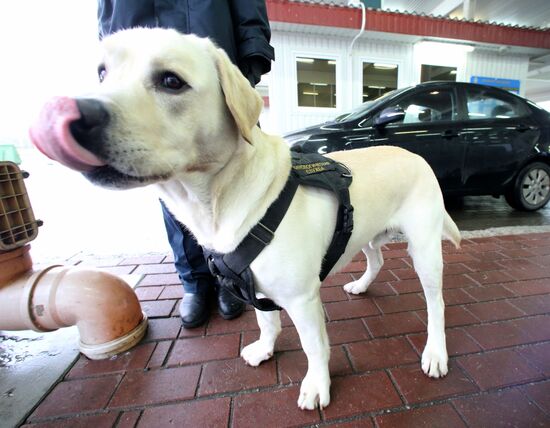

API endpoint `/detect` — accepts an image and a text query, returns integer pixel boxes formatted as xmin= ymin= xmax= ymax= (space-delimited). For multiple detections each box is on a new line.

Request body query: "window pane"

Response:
xmin=421 ymin=65 xmax=456 ymax=82
xmin=389 ymin=90 xmax=456 ymax=124
xmin=466 ymin=88 xmax=527 ymax=120
xmin=362 ymin=62 xmax=398 ymax=102
xmin=297 ymin=57 xmax=336 ymax=108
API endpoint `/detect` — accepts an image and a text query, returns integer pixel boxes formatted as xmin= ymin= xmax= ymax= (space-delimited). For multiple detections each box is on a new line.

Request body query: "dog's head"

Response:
xmin=29 ymin=28 xmax=263 ymax=189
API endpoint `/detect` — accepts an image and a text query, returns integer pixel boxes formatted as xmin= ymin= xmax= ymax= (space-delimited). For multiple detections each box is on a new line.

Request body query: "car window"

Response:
xmin=332 ymin=88 xmax=406 ymax=123
xmin=386 ymin=89 xmax=457 ymax=125
xmin=466 ymin=87 xmax=528 ymax=120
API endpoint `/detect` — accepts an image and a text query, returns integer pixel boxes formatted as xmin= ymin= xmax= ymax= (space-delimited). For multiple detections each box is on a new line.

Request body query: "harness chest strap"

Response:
xmin=205 ymin=176 xmax=299 ymax=311
xmin=205 ymin=152 xmax=354 ymax=311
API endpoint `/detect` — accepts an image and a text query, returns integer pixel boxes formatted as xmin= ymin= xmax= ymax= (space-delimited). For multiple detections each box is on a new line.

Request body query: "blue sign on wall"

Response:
xmin=470 ymin=76 xmax=521 ymax=94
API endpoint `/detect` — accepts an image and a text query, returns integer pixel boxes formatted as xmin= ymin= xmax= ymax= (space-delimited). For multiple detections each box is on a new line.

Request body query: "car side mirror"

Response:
xmin=374 ymin=107 xmax=405 ymax=127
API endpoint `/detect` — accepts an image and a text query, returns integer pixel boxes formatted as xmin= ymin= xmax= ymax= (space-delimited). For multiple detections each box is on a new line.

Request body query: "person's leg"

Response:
xmin=160 ymin=200 xmax=244 ymax=326
xmin=161 ymin=200 xmax=213 ymax=328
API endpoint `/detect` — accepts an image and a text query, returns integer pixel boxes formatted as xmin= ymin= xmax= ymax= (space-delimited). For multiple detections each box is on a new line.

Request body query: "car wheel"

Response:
xmin=505 ymin=162 xmax=550 ymax=211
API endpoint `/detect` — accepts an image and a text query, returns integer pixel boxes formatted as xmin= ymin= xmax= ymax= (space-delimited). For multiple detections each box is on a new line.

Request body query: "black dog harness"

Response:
xmin=205 ymin=152 xmax=353 ymax=311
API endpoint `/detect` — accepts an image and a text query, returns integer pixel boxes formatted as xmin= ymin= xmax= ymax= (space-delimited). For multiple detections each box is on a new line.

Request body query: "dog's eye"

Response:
xmin=158 ymin=72 xmax=187 ymax=92
xmin=98 ymin=65 xmax=107 ymax=83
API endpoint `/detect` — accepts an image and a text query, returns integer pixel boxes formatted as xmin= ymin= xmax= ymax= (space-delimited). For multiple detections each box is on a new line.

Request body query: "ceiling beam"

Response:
xmin=430 ymin=0 xmax=463 ymax=16
xmin=527 ymin=63 xmax=550 ymax=78
xmin=531 ymin=52 xmax=550 ymax=64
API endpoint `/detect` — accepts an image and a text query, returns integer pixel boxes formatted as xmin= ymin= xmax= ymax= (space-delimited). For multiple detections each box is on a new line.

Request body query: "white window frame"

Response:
xmin=293 ymin=51 xmax=343 ymax=112
xmin=413 ymin=42 xmax=467 ymax=83
xmin=354 ymin=55 xmax=404 ymax=107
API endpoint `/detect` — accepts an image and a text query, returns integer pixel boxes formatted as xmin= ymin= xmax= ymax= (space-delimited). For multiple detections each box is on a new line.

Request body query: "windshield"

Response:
xmin=333 ymin=88 xmax=405 ymax=123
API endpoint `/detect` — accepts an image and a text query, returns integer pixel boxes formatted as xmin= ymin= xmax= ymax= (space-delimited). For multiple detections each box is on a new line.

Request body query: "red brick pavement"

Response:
xmin=22 ymin=233 xmax=550 ymax=427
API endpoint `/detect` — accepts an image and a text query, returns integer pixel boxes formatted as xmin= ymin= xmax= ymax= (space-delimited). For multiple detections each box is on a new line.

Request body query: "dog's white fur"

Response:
xmin=88 ymin=28 xmax=461 ymax=410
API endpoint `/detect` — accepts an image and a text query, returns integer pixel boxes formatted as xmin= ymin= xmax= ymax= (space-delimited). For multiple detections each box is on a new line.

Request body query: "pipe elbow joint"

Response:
xmin=27 ymin=266 xmax=147 ymax=359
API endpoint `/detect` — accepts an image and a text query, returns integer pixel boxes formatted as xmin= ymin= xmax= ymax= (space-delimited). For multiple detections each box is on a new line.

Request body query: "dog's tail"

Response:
xmin=443 ymin=212 xmax=461 ymax=249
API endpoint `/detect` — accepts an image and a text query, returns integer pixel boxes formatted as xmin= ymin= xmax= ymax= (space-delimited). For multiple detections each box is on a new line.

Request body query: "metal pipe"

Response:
xmin=0 ymin=245 xmax=147 ymax=360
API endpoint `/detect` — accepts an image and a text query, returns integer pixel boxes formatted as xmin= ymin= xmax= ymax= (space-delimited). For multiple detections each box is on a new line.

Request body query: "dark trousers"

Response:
xmin=160 ymin=200 xmax=214 ymax=294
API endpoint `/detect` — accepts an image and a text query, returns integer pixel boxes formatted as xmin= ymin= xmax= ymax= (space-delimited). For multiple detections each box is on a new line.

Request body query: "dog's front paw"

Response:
xmin=343 ymin=279 xmax=368 ymax=295
xmin=241 ymin=340 xmax=274 ymax=367
xmin=297 ymin=374 xmax=330 ymax=410
xmin=421 ymin=346 xmax=448 ymax=378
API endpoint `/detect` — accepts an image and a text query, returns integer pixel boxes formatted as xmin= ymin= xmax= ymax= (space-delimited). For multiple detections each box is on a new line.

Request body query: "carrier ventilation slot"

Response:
xmin=0 ymin=162 xmax=41 ymax=251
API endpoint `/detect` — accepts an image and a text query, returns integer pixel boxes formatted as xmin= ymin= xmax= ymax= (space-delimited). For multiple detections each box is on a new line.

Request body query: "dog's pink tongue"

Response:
xmin=29 ymin=96 xmax=106 ymax=172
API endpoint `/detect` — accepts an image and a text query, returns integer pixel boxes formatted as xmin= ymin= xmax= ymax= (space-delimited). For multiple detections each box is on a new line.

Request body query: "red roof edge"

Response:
xmin=266 ymin=0 xmax=550 ymax=50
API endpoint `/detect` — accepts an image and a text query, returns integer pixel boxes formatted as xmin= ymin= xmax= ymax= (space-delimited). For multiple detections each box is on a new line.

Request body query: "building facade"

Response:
xmin=261 ymin=1 xmax=549 ymax=134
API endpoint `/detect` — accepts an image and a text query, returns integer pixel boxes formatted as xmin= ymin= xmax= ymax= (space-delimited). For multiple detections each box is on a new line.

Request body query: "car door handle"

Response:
xmin=441 ymin=130 xmax=459 ymax=139
xmin=516 ymin=124 xmax=532 ymax=132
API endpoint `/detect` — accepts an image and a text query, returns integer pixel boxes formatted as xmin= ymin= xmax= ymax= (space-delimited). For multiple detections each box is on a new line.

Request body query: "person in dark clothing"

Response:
xmin=97 ymin=0 xmax=275 ymax=328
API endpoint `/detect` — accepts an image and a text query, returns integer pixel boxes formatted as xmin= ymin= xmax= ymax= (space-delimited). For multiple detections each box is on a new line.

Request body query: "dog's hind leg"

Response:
xmin=407 ymin=234 xmax=448 ymax=378
xmin=241 ymin=309 xmax=281 ymax=366
xmin=286 ymin=292 xmax=330 ymax=410
xmin=343 ymin=244 xmax=384 ymax=295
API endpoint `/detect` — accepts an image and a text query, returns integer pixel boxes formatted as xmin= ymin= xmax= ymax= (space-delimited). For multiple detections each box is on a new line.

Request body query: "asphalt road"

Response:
xmin=446 ymin=195 xmax=550 ymax=230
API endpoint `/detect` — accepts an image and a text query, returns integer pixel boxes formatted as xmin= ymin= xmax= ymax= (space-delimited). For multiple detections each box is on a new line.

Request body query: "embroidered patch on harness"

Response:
xmin=292 ymin=161 xmax=332 ymax=175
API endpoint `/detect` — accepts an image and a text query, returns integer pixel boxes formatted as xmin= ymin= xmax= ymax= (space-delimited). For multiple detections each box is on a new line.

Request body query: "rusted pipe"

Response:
xmin=0 ymin=245 xmax=147 ymax=360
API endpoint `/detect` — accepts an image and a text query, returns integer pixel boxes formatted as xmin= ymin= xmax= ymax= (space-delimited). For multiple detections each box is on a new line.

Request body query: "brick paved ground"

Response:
xmin=22 ymin=233 xmax=550 ymax=427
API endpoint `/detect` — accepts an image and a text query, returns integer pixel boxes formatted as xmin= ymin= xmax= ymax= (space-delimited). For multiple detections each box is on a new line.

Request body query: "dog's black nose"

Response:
xmin=70 ymin=98 xmax=110 ymax=152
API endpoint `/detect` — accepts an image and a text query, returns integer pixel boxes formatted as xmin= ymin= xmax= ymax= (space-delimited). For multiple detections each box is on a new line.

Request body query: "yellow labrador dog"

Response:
xmin=30 ymin=28 xmax=461 ymax=410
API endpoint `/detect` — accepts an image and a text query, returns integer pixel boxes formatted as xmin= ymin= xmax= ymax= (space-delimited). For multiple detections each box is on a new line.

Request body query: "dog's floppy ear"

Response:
xmin=214 ymin=47 xmax=263 ymax=144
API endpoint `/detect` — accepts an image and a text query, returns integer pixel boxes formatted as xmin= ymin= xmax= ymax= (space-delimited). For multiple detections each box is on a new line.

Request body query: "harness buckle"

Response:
xmin=207 ymin=255 xmax=221 ymax=276
xmin=336 ymin=161 xmax=353 ymax=178
xmin=249 ymin=221 xmax=275 ymax=246
xmin=342 ymin=205 xmax=354 ymax=233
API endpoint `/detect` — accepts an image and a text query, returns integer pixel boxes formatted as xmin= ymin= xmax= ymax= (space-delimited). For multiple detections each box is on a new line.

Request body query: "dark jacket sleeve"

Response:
xmin=228 ymin=0 xmax=275 ymax=78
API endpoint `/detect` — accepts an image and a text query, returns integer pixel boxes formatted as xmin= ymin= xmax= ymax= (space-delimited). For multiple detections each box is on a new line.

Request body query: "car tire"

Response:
xmin=505 ymin=162 xmax=550 ymax=211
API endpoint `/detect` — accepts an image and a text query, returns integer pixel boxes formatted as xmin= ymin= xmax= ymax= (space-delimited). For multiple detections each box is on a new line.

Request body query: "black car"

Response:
xmin=284 ymin=81 xmax=550 ymax=211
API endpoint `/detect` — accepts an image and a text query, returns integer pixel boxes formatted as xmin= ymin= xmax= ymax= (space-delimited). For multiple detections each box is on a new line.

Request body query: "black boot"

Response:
xmin=179 ymin=292 xmax=210 ymax=328
xmin=217 ymin=287 xmax=245 ymax=320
